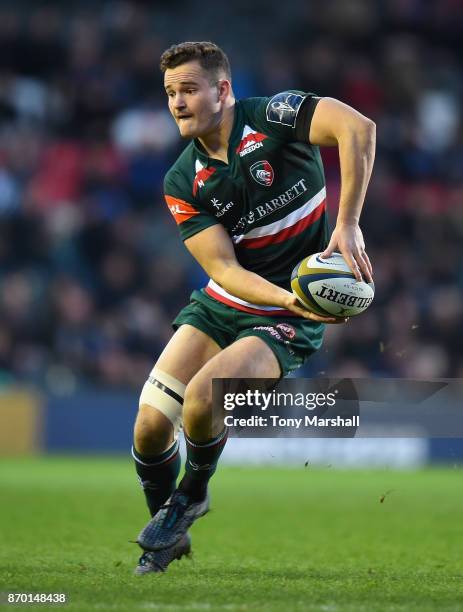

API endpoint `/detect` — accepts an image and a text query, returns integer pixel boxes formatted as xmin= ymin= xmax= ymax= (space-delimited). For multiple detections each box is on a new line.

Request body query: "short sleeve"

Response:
xmin=164 ymin=171 xmax=219 ymax=241
xmin=251 ymin=91 xmax=321 ymax=143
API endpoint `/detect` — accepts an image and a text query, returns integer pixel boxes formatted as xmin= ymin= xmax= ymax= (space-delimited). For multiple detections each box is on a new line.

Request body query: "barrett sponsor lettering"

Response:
xmin=232 ymin=178 xmax=308 ymax=233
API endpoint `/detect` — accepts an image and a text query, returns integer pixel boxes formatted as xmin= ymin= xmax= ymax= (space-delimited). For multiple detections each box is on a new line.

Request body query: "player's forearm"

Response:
xmin=213 ymin=263 xmax=291 ymax=308
xmin=336 ymin=119 xmax=376 ymax=225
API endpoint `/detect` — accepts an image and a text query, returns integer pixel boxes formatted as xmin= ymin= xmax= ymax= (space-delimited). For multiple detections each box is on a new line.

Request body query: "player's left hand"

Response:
xmin=321 ymin=222 xmax=373 ymax=283
xmin=285 ymin=295 xmax=349 ymax=324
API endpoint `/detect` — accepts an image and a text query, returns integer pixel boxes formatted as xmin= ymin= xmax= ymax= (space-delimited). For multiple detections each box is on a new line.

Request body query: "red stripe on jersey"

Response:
xmin=165 ymin=195 xmax=199 ymax=225
xmin=240 ymin=199 xmax=326 ymax=249
xmin=205 ymin=286 xmax=297 ymax=317
xmin=193 ymin=167 xmax=216 ymax=196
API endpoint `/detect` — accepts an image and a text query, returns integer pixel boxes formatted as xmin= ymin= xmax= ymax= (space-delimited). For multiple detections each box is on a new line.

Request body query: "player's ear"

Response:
xmin=217 ymin=79 xmax=231 ymax=102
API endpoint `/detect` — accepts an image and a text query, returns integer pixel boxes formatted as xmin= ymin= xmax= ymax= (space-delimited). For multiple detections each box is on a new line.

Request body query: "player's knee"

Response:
xmin=183 ymin=377 xmax=214 ymax=433
xmin=134 ymin=367 xmax=186 ymax=455
xmin=134 ymin=405 xmax=174 ymax=455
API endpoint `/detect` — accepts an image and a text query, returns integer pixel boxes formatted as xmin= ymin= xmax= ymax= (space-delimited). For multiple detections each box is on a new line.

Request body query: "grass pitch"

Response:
xmin=0 ymin=458 xmax=462 ymax=612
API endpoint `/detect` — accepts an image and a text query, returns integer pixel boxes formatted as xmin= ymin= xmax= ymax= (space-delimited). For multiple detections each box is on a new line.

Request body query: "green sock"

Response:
xmin=178 ymin=428 xmax=228 ymax=501
xmin=132 ymin=441 xmax=181 ymax=516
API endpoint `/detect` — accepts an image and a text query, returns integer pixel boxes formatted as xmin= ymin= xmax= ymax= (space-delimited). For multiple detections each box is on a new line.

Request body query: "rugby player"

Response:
xmin=133 ymin=41 xmax=375 ymax=574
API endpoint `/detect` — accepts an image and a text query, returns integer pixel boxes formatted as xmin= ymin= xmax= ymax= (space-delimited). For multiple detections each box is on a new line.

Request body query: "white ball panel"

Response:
xmin=306 ymin=252 xmax=352 ymax=275
xmin=308 ymin=278 xmax=375 ymax=317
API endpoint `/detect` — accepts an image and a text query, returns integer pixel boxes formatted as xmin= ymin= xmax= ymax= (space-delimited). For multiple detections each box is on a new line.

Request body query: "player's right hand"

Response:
xmin=284 ymin=294 xmax=349 ymax=324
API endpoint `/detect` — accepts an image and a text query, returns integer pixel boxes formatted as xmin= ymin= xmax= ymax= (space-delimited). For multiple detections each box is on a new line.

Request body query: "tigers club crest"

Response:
xmin=249 ymin=160 xmax=274 ymax=186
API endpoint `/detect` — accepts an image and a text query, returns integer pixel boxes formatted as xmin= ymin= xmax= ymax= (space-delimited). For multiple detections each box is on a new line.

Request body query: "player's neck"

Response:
xmin=198 ymin=100 xmax=235 ymax=164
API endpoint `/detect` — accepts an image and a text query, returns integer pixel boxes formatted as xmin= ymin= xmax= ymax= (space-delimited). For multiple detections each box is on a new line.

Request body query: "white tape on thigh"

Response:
xmin=139 ymin=368 xmax=185 ymax=437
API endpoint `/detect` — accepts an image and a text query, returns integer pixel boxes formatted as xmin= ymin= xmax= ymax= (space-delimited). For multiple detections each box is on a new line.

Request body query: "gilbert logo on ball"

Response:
xmin=291 ymin=252 xmax=375 ymax=318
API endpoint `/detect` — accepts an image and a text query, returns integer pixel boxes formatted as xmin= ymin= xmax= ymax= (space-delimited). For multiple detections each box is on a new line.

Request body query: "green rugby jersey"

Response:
xmin=164 ymin=90 xmax=329 ymax=316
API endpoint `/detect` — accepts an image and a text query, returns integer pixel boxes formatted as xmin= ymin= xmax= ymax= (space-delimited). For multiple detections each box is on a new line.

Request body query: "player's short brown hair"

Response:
xmin=160 ymin=41 xmax=231 ymax=83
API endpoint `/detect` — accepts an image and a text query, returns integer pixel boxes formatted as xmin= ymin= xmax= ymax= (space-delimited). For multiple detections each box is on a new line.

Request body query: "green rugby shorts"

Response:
xmin=172 ymin=289 xmax=324 ymax=377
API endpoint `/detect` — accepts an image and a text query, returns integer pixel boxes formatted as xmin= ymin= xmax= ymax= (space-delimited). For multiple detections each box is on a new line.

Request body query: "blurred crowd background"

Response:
xmin=0 ymin=0 xmax=462 ymax=393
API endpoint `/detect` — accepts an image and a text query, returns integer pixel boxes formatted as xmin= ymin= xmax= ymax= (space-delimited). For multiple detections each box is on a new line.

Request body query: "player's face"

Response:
xmin=164 ymin=61 xmax=223 ymax=138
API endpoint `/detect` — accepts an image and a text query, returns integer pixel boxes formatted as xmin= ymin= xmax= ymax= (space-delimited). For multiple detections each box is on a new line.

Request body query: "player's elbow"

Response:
xmin=341 ymin=116 xmax=376 ymax=153
xmin=207 ymin=259 xmax=238 ymax=287
xmin=357 ymin=117 xmax=376 ymax=144
xmin=364 ymin=117 xmax=376 ymax=137
xmin=362 ymin=119 xmax=376 ymax=160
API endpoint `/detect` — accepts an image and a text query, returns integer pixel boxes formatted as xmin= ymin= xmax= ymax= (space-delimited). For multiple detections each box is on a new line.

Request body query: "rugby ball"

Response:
xmin=291 ymin=252 xmax=374 ymax=318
